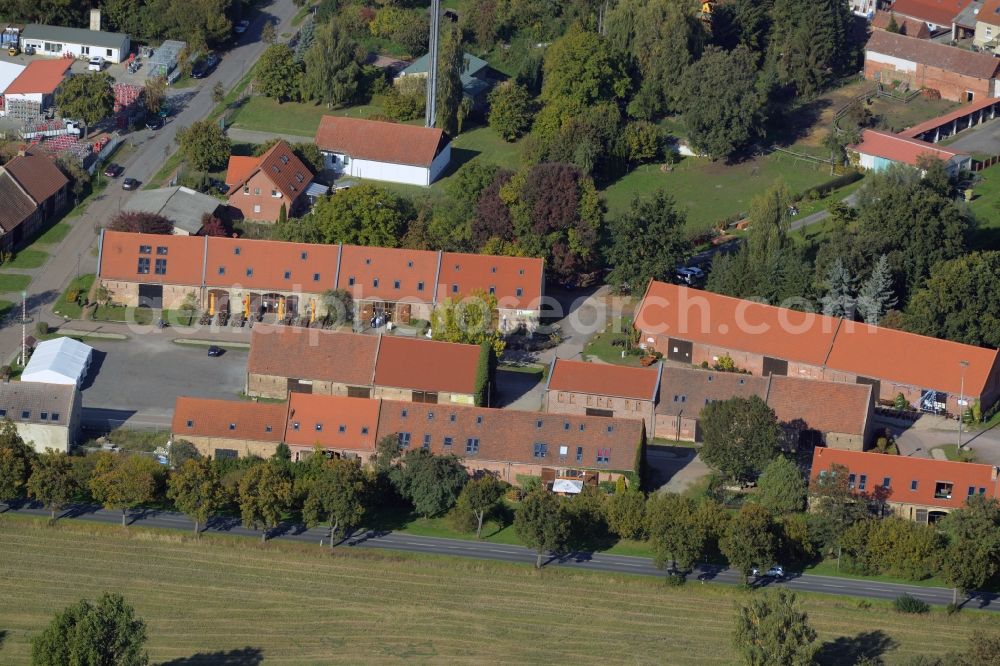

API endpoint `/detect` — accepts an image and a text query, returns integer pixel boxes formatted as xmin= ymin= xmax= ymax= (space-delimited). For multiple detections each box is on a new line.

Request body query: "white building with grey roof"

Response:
xmin=20 ymin=22 xmax=130 ymax=64
xmin=0 ymin=380 xmax=81 ymax=452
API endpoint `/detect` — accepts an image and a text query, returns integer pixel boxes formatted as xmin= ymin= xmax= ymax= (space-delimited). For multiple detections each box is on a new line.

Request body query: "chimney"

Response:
xmin=90 ymin=8 xmax=101 ymax=32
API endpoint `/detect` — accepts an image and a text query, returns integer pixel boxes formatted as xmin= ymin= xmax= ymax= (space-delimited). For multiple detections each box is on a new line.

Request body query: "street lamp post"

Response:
xmin=958 ymin=360 xmax=970 ymax=449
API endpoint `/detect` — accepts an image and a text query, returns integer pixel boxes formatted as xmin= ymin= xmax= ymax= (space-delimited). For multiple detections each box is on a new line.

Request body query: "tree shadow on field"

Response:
xmin=0 ymin=629 xmax=7 ymax=648
xmin=159 ymin=646 xmax=264 ymax=665
xmin=814 ymin=630 xmax=897 ymax=666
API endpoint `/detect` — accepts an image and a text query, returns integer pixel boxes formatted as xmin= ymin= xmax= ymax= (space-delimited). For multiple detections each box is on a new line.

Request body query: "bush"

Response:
xmin=664 ymin=573 xmax=686 ymax=586
xmin=66 ymin=290 xmax=79 ymax=303
xmin=516 ymin=474 xmax=541 ymax=493
xmin=893 ymin=594 xmax=929 ymax=614
xmin=35 ymin=321 xmax=49 ymax=336
xmin=505 ymin=486 xmax=525 ymax=502
xmin=598 ymin=480 xmax=617 ymax=494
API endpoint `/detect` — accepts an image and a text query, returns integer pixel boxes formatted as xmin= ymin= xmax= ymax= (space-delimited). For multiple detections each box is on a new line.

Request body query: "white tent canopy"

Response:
xmin=21 ymin=337 xmax=93 ymax=386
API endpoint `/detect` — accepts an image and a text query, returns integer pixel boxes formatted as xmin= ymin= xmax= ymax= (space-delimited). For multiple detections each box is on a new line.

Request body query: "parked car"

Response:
xmin=87 ymin=57 xmax=104 ymax=72
xmin=751 ymin=566 xmax=785 ymax=579
xmin=145 ymin=115 xmax=163 ymax=130
xmin=674 ymin=266 xmax=705 ymax=285
xmin=191 ymin=53 xmax=219 ymax=78
xmin=234 ymin=19 xmax=250 ymax=34
xmin=122 ymin=178 xmax=140 ymax=191
xmin=207 ymin=345 xmax=224 ymax=357
xmin=104 ymin=163 xmax=124 ymax=178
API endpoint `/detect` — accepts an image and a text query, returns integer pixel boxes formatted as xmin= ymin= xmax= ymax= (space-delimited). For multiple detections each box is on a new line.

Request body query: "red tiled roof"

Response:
xmin=865 ymin=30 xmax=1000 ymax=79
xmin=3 ymin=153 xmax=67 ymax=204
xmin=635 ymin=281 xmax=842 ymax=367
xmin=898 ymin=96 xmax=1000 ymax=139
xmin=656 ymin=366 xmax=770 ymax=417
xmin=635 ymin=282 xmax=1000 ymax=399
xmin=810 ymin=448 xmax=1000 ymax=511
xmin=315 ymin=116 xmax=448 ymax=167
xmin=0 ymin=172 xmax=36 ymax=234
xmin=981 ymin=0 xmax=1000 ymax=26
xmin=767 ymin=376 xmax=871 ymax=436
xmin=225 ymin=156 xmax=258 ymax=186
xmin=548 ymin=359 xmax=660 ymax=401
xmin=247 ymin=326 xmax=379 ymax=387
xmin=436 ymin=251 xmax=544 ymax=310
xmin=225 ymin=140 xmax=313 ymax=200
xmin=4 ymin=59 xmax=71 ymax=95
xmin=285 ymin=393 xmax=380 ymax=451
xmin=850 ymin=129 xmax=964 ymax=167
xmin=376 ymin=400 xmax=644 ymax=470
xmin=826 ymin=321 xmax=999 ymax=397
xmin=374 ymin=336 xmax=480 ymax=395
xmin=204 ymin=235 xmax=339 ymax=291
xmin=871 ymin=10 xmax=931 ymax=37
xmin=172 ymin=396 xmax=286 ymax=442
xmin=99 ymin=230 xmax=205 ymax=286
xmin=336 ymin=244 xmax=439 ymax=302
xmin=887 ymin=0 xmax=973 ymax=25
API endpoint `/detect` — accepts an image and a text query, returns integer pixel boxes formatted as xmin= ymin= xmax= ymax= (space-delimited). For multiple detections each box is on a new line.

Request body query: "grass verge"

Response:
xmin=33 ymin=222 xmax=70 ymax=245
xmin=0 ymin=274 xmax=31 ymax=293
xmin=0 ymin=515 xmax=990 ymax=665
xmin=52 ymin=274 xmax=96 ymax=320
xmin=6 ymin=249 xmax=48 ymax=269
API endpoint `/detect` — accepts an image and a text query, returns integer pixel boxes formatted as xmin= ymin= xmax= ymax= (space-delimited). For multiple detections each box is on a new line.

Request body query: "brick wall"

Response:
xmin=653 ymin=414 xmax=698 ymax=442
xmin=545 ymin=389 xmax=655 ymax=435
xmin=228 ymin=171 xmax=290 ymax=222
xmin=864 ymin=58 xmax=992 ymax=102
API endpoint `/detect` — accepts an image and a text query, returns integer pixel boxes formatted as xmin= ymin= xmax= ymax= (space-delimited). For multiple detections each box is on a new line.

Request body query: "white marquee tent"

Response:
xmin=21 ymin=337 xmax=93 ymax=386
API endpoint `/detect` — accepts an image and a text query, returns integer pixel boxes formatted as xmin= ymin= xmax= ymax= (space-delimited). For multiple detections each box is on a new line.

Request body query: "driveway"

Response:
xmin=81 ymin=336 xmax=248 ymax=428
xmin=647 ymin=445 xmax=711 ymax=493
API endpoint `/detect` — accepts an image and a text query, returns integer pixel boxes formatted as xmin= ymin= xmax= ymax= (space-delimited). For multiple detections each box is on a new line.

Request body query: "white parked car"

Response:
xmin=87 ymin=57 xmax=104 ymax=72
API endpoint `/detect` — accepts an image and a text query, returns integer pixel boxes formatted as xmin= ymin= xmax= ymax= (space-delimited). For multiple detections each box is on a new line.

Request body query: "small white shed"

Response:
xmin=21 ymin=337 xmax=94 ymax=386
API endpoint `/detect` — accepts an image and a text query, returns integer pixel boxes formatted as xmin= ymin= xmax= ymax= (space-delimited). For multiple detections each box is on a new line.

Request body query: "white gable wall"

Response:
xmin=320 ymin=142 xmax=452 ymax=187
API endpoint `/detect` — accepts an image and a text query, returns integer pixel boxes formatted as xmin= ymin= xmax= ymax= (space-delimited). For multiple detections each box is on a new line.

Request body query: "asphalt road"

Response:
xmin=6 ymin=503 xmax=994 ymax=611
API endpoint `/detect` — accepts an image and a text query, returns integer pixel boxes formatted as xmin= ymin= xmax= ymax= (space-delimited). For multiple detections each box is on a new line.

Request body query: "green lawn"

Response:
xmin=805 ymin=558 xmax=952 ymax=589
xmin=602 ymin=152 xmax=835 ymax=232
xmin=34 ymin=222 xmax=70 ymax=245
xmin=0 ymin=274 xmax=31 ymax=293
xmin=931 ymin=444 xmax=977 ymax=463
xmin=52 ymin=274 xmax=95 ymax=320
xmin=92 ymin=304 xmax=154 ymax=325
xmin=583 ymin=317 xmax=643 ymax=366
xmin=969 ymin=164 xmax=1000 ymax=250
xmin=1 ymin=516 xmax=991 ymax=665
xmin=6 ymin=249 xmax=48 ymax=269
xmin=229 ymin=96 xmax=370 ymax=137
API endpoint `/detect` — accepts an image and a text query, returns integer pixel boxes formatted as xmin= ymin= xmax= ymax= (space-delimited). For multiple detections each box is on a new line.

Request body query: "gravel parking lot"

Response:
xmin=80 ymin=334 xmax=248 ymax=428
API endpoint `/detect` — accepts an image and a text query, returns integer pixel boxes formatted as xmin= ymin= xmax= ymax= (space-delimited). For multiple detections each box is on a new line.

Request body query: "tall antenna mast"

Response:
xmin=425 ymin=0 xmax=441 ymax=127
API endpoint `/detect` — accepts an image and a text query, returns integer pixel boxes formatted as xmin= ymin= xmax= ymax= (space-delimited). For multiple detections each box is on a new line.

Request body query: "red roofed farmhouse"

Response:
xmin=224 ymin=140 xmax=313 ymax=222
xmin=888 ymin=0 xmax=974 ymax=30
xmin=849 ymin=129 xmax=971 ymax=175
xmin=864 ymin=30 xmax=1000 ymax=102
xmin=635 ymin=282 xmax=1000 ymax=417
xmin=810 ymin=448 xmax=1000 ymax=523
xmin=314 ymin=116 xmax=451 ymax=187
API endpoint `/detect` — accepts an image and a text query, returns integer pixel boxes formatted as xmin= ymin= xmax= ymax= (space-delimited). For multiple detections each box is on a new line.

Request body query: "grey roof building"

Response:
xmin=0 ymin=380 xmax=82 ymax=453
xmin=125 ymin=186 xmax=223 ymax=235
xmin=20 ymin=24 xmax=131 ymax=63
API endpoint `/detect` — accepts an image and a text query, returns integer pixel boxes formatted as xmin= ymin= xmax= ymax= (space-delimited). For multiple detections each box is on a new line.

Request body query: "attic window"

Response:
xmin=156 ymin=246 xmax=168 ymax=255
xmin=491 ymin=266 xmax=497 ymax=273
xmin=139 ymin=245 xmax=151 ymax=254
xmin=365 ymin=258 xmax=372 ymax=265
xmin=246 ymin=268 xmax=253 ymax=277
xmin=361 ymin=426 xmax=369 ymax=434
xmin=348 ymin=276 xmax=355 ymax=286
xmin=606 ymin=425 xmax=614 ymax=433
xmin=563 ymin=422 xmax=570 ymax=431
xmin=295 ymin=173 xmax=304 ymax=183
xmin=315 ymin=423 xmax=323 ymax=432
xmin=452 ymin=284 xmax=459 ymax=294
xmin=271 ymin=165 xmax=280 ymax=174
xmin=450 ymin=414 xmax=456 ymax=422
xmin=518 ymin=269 xmax=524 ymax=275
xmin=489 ymin=286 xmax=496 ymax=295
xmin=417 ymin=281 xmax=424 ymax=291
xmin=301 ymin=251 xmax=308 ymax=260
xmin=394 ymin=280 xmax=400 ymax=289
xmin=265 ymin=425 xmax=272 ymax=433
xmin=280 ymin=155 xmax=289 ymax=165
xmin=515 ymin=288 xmax=523 ymax=297
xmin=218 ymin=266 xmax=225 ymax=275
xmin=373 ymin=278 xmax=379 ymax=288
xmin=536 ymin=419 xmax=543 ymax=429
xmin=934 ymin=482 xmax=953 ymax=500
xmin=454 ymin=264 xmax=460 ymax=270
xmin=313 ymin=273 xmax=320 ymax=282
xmin=228 ymin=423 xmax=236 ymax=430
xmin=234 ymin=247 xmax=241 ymax=255
xmin=407 ymin=260 xmax=413 ymax=268
xmin=708 ymin=375 xmax=713 ymax=381
xmin=293 ymin=422 xmax=300 ymax=431
xmin=476 ymin=415 xmax=483 ymax=425
xmin=186 ymin=419 xmax=193 ymax=427
xmin=284 ymin=270 xmax=291 ymax=279
xmin=339 ymin=425 xmax=346 ymax=433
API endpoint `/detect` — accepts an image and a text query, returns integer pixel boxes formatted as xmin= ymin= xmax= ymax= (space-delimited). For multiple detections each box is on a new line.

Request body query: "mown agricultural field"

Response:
xmin=0 ymin=516 xmax=992 ymax=665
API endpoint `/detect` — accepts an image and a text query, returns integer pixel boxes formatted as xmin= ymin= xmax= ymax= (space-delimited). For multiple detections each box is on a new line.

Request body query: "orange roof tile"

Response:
xmin=436 ymin=251 xmax=544 ymax=310
xmin=99 ymin=230 xmax=205 ymax=285
xmin=172 ymin=396 xmax=286 ymax=442
xmin=850 ymin=130 xmax=963 ymax=168
xmin=336 ymin=244 xmax=439 ymax=303
xmin=4 ymin=59 xmax=71 ymax=95
xmin=374 ymin=336 xmax=481 ymax=395
xmin=887 ymin=0 xmax=973 ymax=25
xmin=826 ymin=322 xmax=999 ymax=396
xmin=635 ymin=281 xmax=842 ymax=367
xmin=982 ymin=0 xmax=1000 ymax=26
xmin=285 ymin=393 xmax=381 ymax=451
xmin=247 ymin=326 xmax=379 ymax=387
xmin=548 ymin=359 xmax=660 ymax=401
xmin=225 ymin=156 xmax=258 ymax=186
xmin=225 ymin=140 xmax=313 ymax=200
xmin=315 ymin=116 xmax=448 ymax=167
xmin=767 ymin=375 xmax=871 ymax=436
xmin=810 ymin=448 xmax=1000 ymax=511
xmin=204 ymin=235 xmax=339 ymax=291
